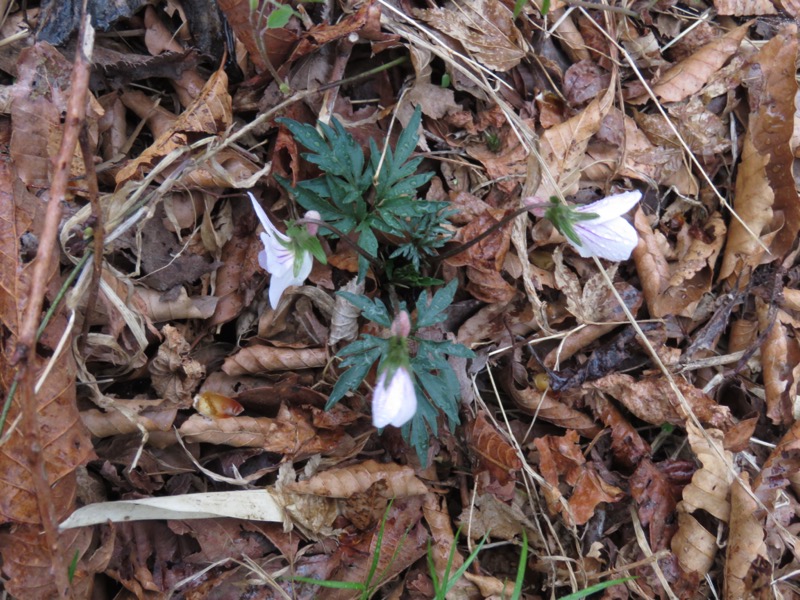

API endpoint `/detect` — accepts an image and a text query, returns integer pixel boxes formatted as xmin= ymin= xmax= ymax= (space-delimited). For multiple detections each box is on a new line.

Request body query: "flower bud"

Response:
xmin=390 ymin=310 xmax=411 ymax=338
xmin=304 ymin=210 xmax=321 ymax=236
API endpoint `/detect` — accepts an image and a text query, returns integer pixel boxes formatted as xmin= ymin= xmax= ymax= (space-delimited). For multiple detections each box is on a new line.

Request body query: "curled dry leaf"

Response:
xmin=757 ymin=300 xmax=800 ymax=426
xmin=286 ymin=459 xmax=428 ymax=498
xmin=535 ymin=73 xmax=615 ymax=199
xmin=753 ymin=420 xmax=800 ymax=508
xmin=414 ymin=0 xmax=525 ymax=72
xmin=633 ymin=210 xmax=726 ymax=318
xmin=631 ymin=22 xmax=750 ymax=104
xmin=714 ymin=0 xmax=777 ymax=14
xmin=534 ymin=430 xmax=625 ymax=526
xmin=222 ymin=346 xmax=327 ymax=375
xmin=720 ymin=28 xmax=799 ymax=280
xmin=148 ymin=325 xmax=205 ymax=407
xmin=328 ymin=276 xmax=363 ymax=345
xmin=467 ymin=411 xmax=522 ymax=485
xmin=135 ymin=285 xmax=218 ymax=322
xmin=81 ymin=399 xmax=177 ymax=438
xmin=724 ymin=473 xmax=768 ymax=600
xmin=589 ymin=373 xmax=735 ymax=431
xmin=502 ymin=367 xmax=601 ymax=437
xmin=679 ymin=421 xmax=732 ymax=523
xmin=671 ymin=511 xmax=718 ymax=582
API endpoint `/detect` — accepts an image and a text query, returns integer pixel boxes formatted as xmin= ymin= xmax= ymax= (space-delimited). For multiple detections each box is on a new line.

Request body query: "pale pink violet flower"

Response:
xmin=526 ymin=190 xmax=641 ymax=261
xmin=249 ymin=192 xmax=318 ymax=309
xmin=567 ymin=191 xmax=640 ymax=261
xmin=372 ymin=365 xmax=417 ymax=428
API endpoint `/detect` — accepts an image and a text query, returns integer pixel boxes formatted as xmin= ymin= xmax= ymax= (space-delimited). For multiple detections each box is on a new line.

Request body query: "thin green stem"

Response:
xmin=296 ymin=217 xmax=382 ymax=270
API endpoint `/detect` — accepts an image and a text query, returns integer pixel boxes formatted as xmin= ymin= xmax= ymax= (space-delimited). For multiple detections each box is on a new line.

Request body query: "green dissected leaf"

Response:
xmin=337 ymin=293 xmax=392 ymax=328
xmin=267 ymin=3 xmax=294 ymax=28
xmin=417 ymin=338 xmax=475 ymax=359
xmin=326 ymin=345 xmax=383 ymax=408
xmin=337 ymin=334 xmax=386 ymax=357
xmin=413 ymin=363 xmax=459 ymax=425
xmin=277 ymin=118 xmax=328 ymax=155
xmin=415 ymin=279 xmax=458 ymax=328
xmin=357 ymin=226 xmax=379 ymax=281
xmin=407 ymin=392 xmax=437 ymax=463
xmin=395 ymin=105 xmax=423 ymax=167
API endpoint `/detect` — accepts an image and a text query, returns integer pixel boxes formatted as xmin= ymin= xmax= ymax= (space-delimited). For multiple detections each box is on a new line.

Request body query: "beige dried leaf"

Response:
xmin=286 ymin=460 xmax=428 ymax=498
xmin=633 ymin=22 xmax=750 ymax=103
xmin=719 ymin=135 xmax=777 ymax=280
xmin=179 ymin=413 xmax=313 ymax=452
xmin=724 ymin=473 xmax=768 ymax=600
xmin=714 ymin=0 xmax=777 ymax=13
xmin=135 ymin=286 xmax=218 ymax=322
xmin=584 ymin=110 xmax=698 ymax=196
xmin=680 ymin=421 xmax=732 ymax=522
xmin=535 ymin=75 xmax=615 ymax=199
xmin=756 ymin=300 xmax=800 ymax=426
xmin=149 ymin=325 xmax=205 ymax=407
xmin=329 ymin=277 xmax=363 ymax=345
xmin=589 ymin=373 xmax=735 ymax=431
xmin=414 ymin=0 xmax=525 ymax=72
xmin=671 ymin=511 xmax=717 ymax=579
xmin=80 ymin=401 xmax=176 ymax=438
xmin=633 ymin=210 xmax=726 ymax=317
xmin=503 ymin=372 xmax=601 ymax=437
xmin=222 ymin=346 xmax=327 ymax=375
xmin=746 ymin=25 xmax=800 ymax=261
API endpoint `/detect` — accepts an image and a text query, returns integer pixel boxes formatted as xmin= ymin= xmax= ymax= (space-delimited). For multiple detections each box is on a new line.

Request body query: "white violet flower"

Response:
xmin=528 ymin=190 xmax=641 ymax=261
xmin=249 ymin=192 xmax=324 ymax=309
xmin=372 ymin=365 xmax=417 ymax=428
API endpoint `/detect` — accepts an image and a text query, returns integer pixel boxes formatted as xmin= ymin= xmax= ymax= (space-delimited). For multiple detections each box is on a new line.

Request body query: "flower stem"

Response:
xmin=432 ymin=204 xmax=545 ymax=263
xmin=296 ymin=217 xmax=383 ymax=270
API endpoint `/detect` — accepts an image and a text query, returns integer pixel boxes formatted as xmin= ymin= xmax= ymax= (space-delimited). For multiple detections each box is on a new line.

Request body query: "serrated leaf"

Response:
xmin=337 ymin=293 xmax=392 ymax=328
xmin=327 ymin=346 xmax=382 ymax=408
xmin=357 ymin=226 xmax=379 ymax=282
xmin=416 ymin=279 xmax=458 ymax=328
xmin=395 ymin=105 xmax=423 ymax=166
xmin=337 ymin=334 xmax=386 ymax=358
xmin=278 ymin=118 xmax=328 ymax=155
xmin=417 ymin=338 xmax=475 ymax=359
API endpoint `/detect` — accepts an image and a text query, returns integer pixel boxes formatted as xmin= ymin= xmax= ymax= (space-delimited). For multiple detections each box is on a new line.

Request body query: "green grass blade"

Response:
xmin=508 ymin=529 xmax=528 ymax=600
xmin=289 ymin=576 xmax=364 ymax=590
xmin=558 ymin=576 xmax=637 ymax=600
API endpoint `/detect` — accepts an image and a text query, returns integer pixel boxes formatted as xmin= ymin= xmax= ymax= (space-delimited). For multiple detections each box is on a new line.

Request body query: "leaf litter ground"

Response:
xmin=1 ymin=0 xmax=800 ymax=598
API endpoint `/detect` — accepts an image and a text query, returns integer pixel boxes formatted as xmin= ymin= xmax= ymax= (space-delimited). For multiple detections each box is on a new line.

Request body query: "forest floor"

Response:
xmin=1 ymin=0 xmax=799 ymax=598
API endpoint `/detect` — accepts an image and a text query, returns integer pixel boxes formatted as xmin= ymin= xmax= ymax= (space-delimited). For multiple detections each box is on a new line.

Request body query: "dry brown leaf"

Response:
xmin=467 ymin=411 xmax=522 ymax=485
xmin=718 ymin=135 xmax=777 ymax=279
xmin=10 ymin=43 xmax=103 ymax=193
xmin=757 ymin=300 xmax=800 ymax=426
xmin=724 ymin=473 xmax=768 ymax=600
xmin=679 ymin=421 xmax=732 ymax=522
xmin=744 ymin=25 xmax=800 ymax=261
xmin=632 ymin=22 xmax=750 ymax=103
xmin=503 ymin=369 xmax=601 ymax=437
xmin=80 ymin=400 xmax=177 ymax=438
xmin=633 ymin=209 xmax=726 ymax=317
xmin=116 ymin=67 xmax=265 ymax=187
xmin=753 ymin=420 xmax=800 ymax=507
xmin=286 ymin=460 xmax=428 ymax=498
xmin=148 ymin=325 xmax=205 ymax=407
xmin=222 ymin=345 xmax=327 ymax=375
xmin=415 ymin=0 xmax=525 ymax=72
xmin=589 ymin=373 xmax=735 ymax=431
xmin=535 ymin=430 xmax=625 ymax=526
xmin=584 ymin=109 xmax=698 ymax=196
xmin=535 ymin=72 xmax=615 ymax=199
xmin=630 ymin=459 xmax=681 ymax=551
xmin=671 ymin=511 xmax=718 ymax=580
xmin=589 ymin=391 xmax=651 ymax=467
xmin=714 ymin=0 xmax=777 ymax=14
xmin=329 ymin=276 xmax=363 ymax=345
xmin=135 ymin=286 xmax=218 ymax=322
